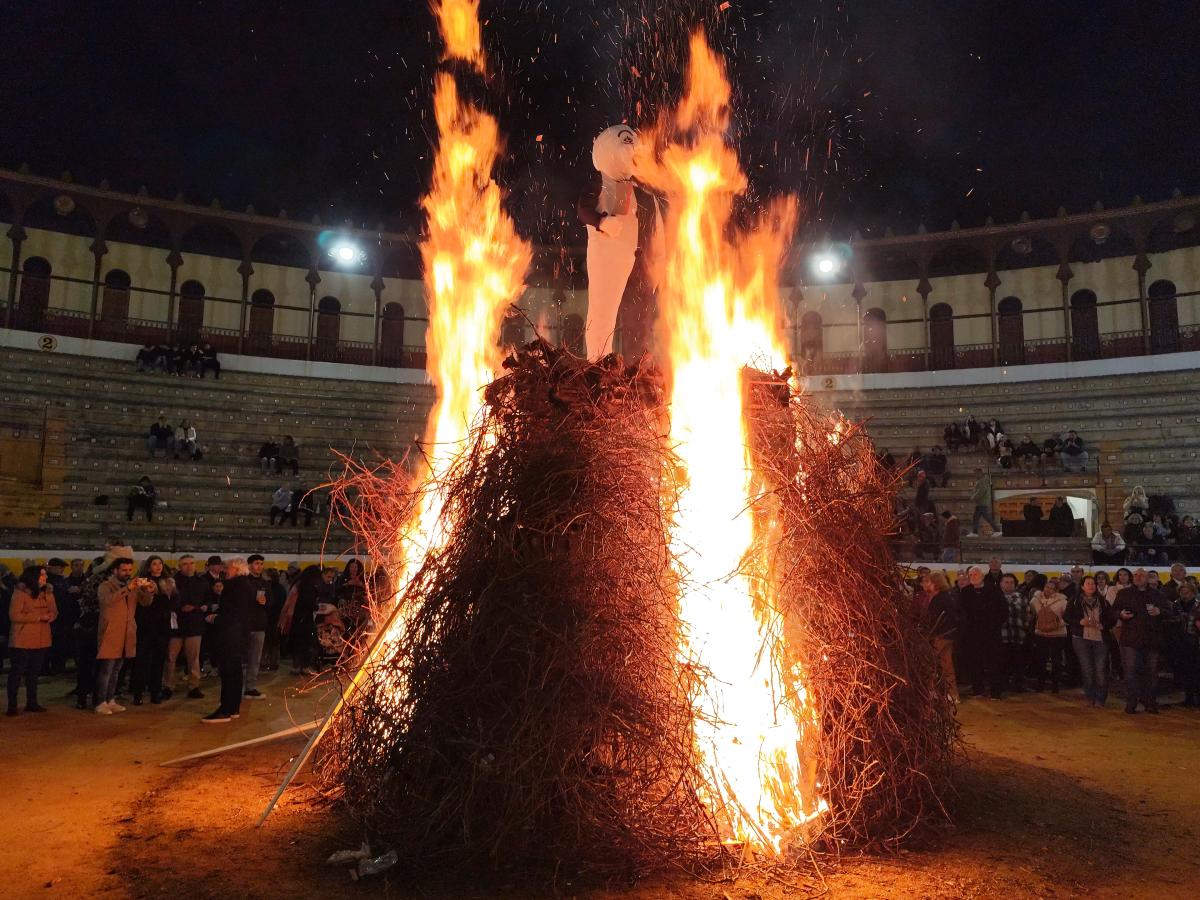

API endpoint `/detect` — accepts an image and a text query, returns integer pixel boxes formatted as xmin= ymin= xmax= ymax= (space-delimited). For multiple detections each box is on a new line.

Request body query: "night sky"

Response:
xmin=3 ymin=0 xmax=1198 ymax=244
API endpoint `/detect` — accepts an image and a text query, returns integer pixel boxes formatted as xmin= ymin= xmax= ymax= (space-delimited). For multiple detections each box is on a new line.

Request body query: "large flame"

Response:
xmin=653 ymin=32 xmax=825 ymax=853
xmin=398 ymin=1 xmax=531 ymax=582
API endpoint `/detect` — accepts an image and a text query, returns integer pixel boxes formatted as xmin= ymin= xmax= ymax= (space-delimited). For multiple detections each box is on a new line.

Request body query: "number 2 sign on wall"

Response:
xmin=39 ymin=335 xmax=57 ymax=352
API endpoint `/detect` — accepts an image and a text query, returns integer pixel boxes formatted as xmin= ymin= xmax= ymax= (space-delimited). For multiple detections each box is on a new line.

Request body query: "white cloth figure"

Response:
xmin=583 ymin=125 xmax=640 ymax=358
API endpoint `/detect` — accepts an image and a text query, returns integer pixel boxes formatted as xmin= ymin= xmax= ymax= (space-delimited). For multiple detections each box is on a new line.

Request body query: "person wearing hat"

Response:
xmin=242 ymin=555 xmax=270 ymax=699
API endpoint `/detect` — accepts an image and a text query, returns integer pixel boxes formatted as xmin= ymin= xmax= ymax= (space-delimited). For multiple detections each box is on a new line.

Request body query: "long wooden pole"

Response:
xmin=255 ymin=596 xmax=411 ymax=827
xmin=159 ymin=720 xmax=318 ymax=767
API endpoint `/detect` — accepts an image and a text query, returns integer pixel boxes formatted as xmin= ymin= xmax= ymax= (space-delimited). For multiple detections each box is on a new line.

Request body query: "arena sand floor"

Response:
xmin=3 ymin=670 xmax=1199 ymax=899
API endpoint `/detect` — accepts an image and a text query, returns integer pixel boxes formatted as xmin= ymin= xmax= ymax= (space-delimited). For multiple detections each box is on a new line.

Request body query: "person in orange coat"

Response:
xmin=94 ymin=559 xmax=155 ymax=715
xmin=7 ymin=565 xmax=58 ymax=716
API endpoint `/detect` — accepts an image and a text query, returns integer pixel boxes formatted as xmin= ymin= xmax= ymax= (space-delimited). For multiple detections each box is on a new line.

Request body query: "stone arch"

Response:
xmin=315 ymin=295 xmax=342 ymax=360
xmin=247 ymin=288 xmax=276 ymax=353
xmin=928 ymin=302 xmax=955 ymax=370
xmin=862 ymin=307 xmax=888 ymax=373
xmin=380 ymin=301 xmax=406 ymax=362
xmin=1069 ymin=289 xmax=1100 ymax=360
xmin=997 ymin=295 xmax=1025 ymax=366
xmin=101 ymin=268 xmax=132 ymax=325
xmin=1147 ymin=279 xmax=1180 ymax=354
xmin=177 ymin=279 xmax=206 ymax=342
xmin=16 ymin=255 xmax=52 ymax=329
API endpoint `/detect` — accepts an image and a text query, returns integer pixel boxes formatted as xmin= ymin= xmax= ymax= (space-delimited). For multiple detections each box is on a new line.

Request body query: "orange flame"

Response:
xmin=400 ymin=4 xmax=530 ymax=582
xmin=434 ymin=0 xmax=484 ymax=71
xmin=652 ymin=31 xmax=826 ymax=853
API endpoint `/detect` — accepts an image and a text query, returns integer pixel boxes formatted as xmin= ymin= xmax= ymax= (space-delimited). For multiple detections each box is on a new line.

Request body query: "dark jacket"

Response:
xmin=174 ymin=573 xmax=210 ymax=637
xmin=925 ymin=590 xmax=958 ymax=639
xmin=1048 ymin=503 xmax=1074 ymax=537
xmin=1063 ymin=593 xmax=1117 ymax=639
xmin=1113 ymin=584 xmax=1167 ymax=650
xmin=135 ymin=587 xmax=174 ymax=639
xmin=245 ymin=575 xmax=271 ymax=632
xmin=211 ymin=575 xmax=254 ymax=644
xmin=959 ymin=582 xmax=1007 ymax=644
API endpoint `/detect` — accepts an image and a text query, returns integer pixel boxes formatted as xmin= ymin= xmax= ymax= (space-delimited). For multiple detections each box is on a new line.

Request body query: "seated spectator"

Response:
xmin=278 ymin=435 xmax=300 ymax=476
xmin=285 ymin=485 xmax=317 ymax=527
xmin=200 ymin=343 xmax=221 ymax=379
xmin=151 ymin=342 xmax=172 ymax=372
xmin=965 ymin=415 xmax=981 ymax=448
xmin=1014 ymin=435 xmax=1040 ymax=472
xmin=146 ymin=416 xmax=175 ymax=458
xmin=1060 ymin=431 xmax=1088 ymax=472
xmin=1092 ymin=522 xmax=1127 ymax=565
xmin=182 ymin=344 xmax=203 ymax=377
xmin=940 ymin=510 xmax=960 ymax=563
xmin=1041 ymin=434 xmax=1062 ymax=468
xmin=1131 ymin=522 xmax=1169 ymax=566
xmin=135 ymin=344 xmax=158 ymax=372
xmin=162 ymin=343 xmax=182 ymax=375
xmin=943 ymin=423 xmax=964 ymax=453
xmin=1123 ymin=486 xmax=1150 ymax=521
xmin=1149 ymin=513 xmax=1170 ymax=542
xmin=174 ymin=420 xmax=199 ymax=460
xmin=127 ymin=476 xmax=157 ymax=522
xmin=259 ymin=439 xmax=280 ymax=475
xmin=925 ymin=446 xmax=949 ymax=487
xmin=269 ymin=485 xmax=293 ymax=526
xmin=1176 ymin=583 xmax=1200 ymax=707
xmin=996 ymin=438 xmax=1014 ymax=469
xmin=1175 ymin=514 xmax=1199 ymax=565
xmin=1048 ymin=496 xmax=1075 ymax=537
xmin=984 ymin=419 xmax=1005 ymax=450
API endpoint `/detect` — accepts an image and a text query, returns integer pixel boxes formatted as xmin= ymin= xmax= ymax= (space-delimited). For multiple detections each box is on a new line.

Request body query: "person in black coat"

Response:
xmin=1048 ymin=497 xmax=1075 ymax=538
xmin=132 ymin=556 xmax=173 ymax=705
xmin=202 ymin=559 xmax=254 ymax=722
xmin=958 ymin=566 xmax=1008 ymax=698
xmin=282 ymin=565 xmax=324 ymax=675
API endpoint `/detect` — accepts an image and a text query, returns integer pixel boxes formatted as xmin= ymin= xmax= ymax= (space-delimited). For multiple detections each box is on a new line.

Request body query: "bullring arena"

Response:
xmin=3 ymin=3 xmax=1200 ymax=899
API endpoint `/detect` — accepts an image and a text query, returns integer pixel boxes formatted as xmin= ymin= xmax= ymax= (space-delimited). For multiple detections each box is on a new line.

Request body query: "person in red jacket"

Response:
xmin=7 ymin=566 xmax=58 ymax=716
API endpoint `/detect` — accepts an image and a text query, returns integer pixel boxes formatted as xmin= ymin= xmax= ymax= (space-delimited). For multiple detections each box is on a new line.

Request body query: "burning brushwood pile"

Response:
xmin=314 ymin=0 xmax=959 ymax=882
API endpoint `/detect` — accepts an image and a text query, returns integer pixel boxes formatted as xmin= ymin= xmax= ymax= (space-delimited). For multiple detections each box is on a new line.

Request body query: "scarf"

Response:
xmin=1081 ymin=596 xmax=1103 ymax=641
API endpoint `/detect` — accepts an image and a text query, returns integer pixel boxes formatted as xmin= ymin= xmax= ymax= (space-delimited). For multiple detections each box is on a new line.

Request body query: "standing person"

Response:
xmin=1065 ymin=575 xmax=1116 ymax=707
xmin=71 ymin=544 xmax=131 ymax=710
xmin=199 ymin=556 xmax=224 ymax=677
xmin=923 ymin=572 xmax=959 ymax=703
xmin=280 ymin=565 xmax=323 ymax=676
xmin=6 ymin=566 xmax=57 ymax=716
xmin=998 ymin=574 xmax=1031 ymax=694
xmin=131 ymin=557 xmax=173 ymax=705
xmin=1175 ymin=584 xmax=1200 ymax=707
xmin=940 ymin=511 xmax=961 ymax=564
xmin=44 ymin=558 xmax=74 ymax=675
xmin=1113 ymin=569 xmax=1167 ymax=714
xmin=958 ymin=566 xmax=1007 ymax=699
xmin=202 ymin=558 xmax=253 ymax=723
xmin=242 ymin=555 xmax=270 ymax=700
xmin=1048 ymin=497 xmax=1075 ymax=537
xmin=1029 ymin=577 xmax=1070 ymax=693
xmin=261 ymin=567 xmax=287 ymax=672
xmin=94 ymin=560 xmax=153 ymax=715
xmin=166 ymin=555 xmax=207 ymax=700
xmin=967 ymin=470 xmax=1002 ymax=537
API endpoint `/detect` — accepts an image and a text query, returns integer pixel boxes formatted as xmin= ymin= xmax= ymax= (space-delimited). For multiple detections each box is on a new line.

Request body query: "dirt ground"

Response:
xmin=3 ymin=672 xmax=1199 ymax=899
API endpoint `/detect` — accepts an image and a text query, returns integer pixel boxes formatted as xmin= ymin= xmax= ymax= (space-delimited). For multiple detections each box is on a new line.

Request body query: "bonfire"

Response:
xmin=315 ymin=2 xmax=959 ymax=880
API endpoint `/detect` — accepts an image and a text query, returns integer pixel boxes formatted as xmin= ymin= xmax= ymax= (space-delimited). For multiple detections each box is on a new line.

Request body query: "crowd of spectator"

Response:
xmin=916 ymin=560 xmax=1200 ymax=712
xmin=0 ymin=539 xmax=383 ymax=723
xmin=146 ymin=415 xmax=203 ymax=461
xmin=939 ymin=414 xmax=1090 ymax=473
xmin=135 ymin=342 xmax=221 ymax=379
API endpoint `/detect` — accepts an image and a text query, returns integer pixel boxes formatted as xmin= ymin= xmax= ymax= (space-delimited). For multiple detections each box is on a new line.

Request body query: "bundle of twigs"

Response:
xmin=319 ymin=340 xmax=718 ymax=878
xmin=745 ymin=370 xmax=961 ymax=852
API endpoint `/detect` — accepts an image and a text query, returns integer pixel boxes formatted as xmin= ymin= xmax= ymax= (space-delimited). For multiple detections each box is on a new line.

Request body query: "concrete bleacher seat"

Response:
xmin=0 ymin=347 xmax=436 ymax=554
xmin=810 ymin=368 xmax=1200 ymax=561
